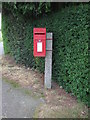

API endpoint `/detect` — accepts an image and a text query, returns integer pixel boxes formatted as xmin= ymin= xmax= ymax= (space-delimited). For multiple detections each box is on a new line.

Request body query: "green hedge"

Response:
xmin=2 ymin=3 xmax=89 ymax=106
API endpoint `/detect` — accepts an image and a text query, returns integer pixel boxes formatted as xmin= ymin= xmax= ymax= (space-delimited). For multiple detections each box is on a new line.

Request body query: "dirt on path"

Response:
xmin=0 ymin=55 xmax=89 ymax=118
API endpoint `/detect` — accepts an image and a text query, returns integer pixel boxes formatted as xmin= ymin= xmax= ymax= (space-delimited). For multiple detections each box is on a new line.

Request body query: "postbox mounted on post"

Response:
xmin=33 ymin=28 xmax=46 ymax=57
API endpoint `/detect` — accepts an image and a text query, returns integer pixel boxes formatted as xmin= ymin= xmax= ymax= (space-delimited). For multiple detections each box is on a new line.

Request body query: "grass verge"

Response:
xmin=33 ymin=102 xmax=88 ymax=118
xmin=3 ymin=77 xmax=21 ymax=88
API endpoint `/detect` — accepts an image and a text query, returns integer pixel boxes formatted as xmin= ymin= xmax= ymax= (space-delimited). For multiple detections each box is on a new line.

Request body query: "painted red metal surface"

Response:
xmin=33 ymin=28 xmax=46 ymax=57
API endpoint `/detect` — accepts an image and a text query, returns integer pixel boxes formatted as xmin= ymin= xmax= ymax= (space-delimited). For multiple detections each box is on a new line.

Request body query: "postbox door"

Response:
xmin=34 ymin=39 xmax=46 ymax=57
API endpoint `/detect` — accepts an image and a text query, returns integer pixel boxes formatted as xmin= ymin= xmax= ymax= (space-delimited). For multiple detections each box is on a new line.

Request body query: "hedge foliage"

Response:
xmin=3 ymin=2 xmax=51 ymax=17
xmin=2 ymin=3 xmax=89 ymax=106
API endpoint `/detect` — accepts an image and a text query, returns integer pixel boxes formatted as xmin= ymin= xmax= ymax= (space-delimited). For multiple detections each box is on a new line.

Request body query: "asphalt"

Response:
xmin=2 ymin=80 xmax=43 ymax=118
xmin=0 ymin=42 xmax=3 ymax=119
xmin=0 ymin=42 xmax=44 ymax=118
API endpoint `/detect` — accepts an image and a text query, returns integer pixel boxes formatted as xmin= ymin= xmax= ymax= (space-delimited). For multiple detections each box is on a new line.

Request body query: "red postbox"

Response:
xmin=33 ymin=28 xmax=46 ymax=57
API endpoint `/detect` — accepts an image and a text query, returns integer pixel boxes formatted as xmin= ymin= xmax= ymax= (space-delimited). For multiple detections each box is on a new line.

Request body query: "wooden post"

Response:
xmin=44 ymin=33 xmax=53 ymax=89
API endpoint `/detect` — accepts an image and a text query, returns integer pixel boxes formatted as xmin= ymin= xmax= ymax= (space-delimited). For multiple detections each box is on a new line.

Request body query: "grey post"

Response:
xmin=44 ymin=33 xmax=53 ymax=89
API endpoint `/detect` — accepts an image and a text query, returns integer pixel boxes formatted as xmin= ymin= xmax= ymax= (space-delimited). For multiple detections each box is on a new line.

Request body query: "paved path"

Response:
xmin=0 ymin=42 xmax=44 ymax=118
xmin=2 ymin=80 xmax=44 ymax=118
xmin=0 ymin=41 xmax=3 ymax=119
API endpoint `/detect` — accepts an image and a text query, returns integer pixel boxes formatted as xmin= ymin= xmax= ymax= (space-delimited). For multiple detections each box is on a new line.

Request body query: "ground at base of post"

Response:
xmin=0 ymin=55 xmax=88 ymax=118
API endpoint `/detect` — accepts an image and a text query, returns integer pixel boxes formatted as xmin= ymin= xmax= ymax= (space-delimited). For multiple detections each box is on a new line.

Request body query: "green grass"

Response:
xmin=0 ymin=37 xmax=2 ymax=42
xmin=23 ymin=89 xmax=45 ymax=99
xmin=24 ymin=89 xmax=32 ymax=95
xmin=34 ymin=102 xmax=88 ymax=118
xmin=3 ymin=77 xmax=43 ymax=99
xmin=40 ymin=92 xmax=45 ymax=98
xmin=3 ymin=78 xmax=20 ymax=88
